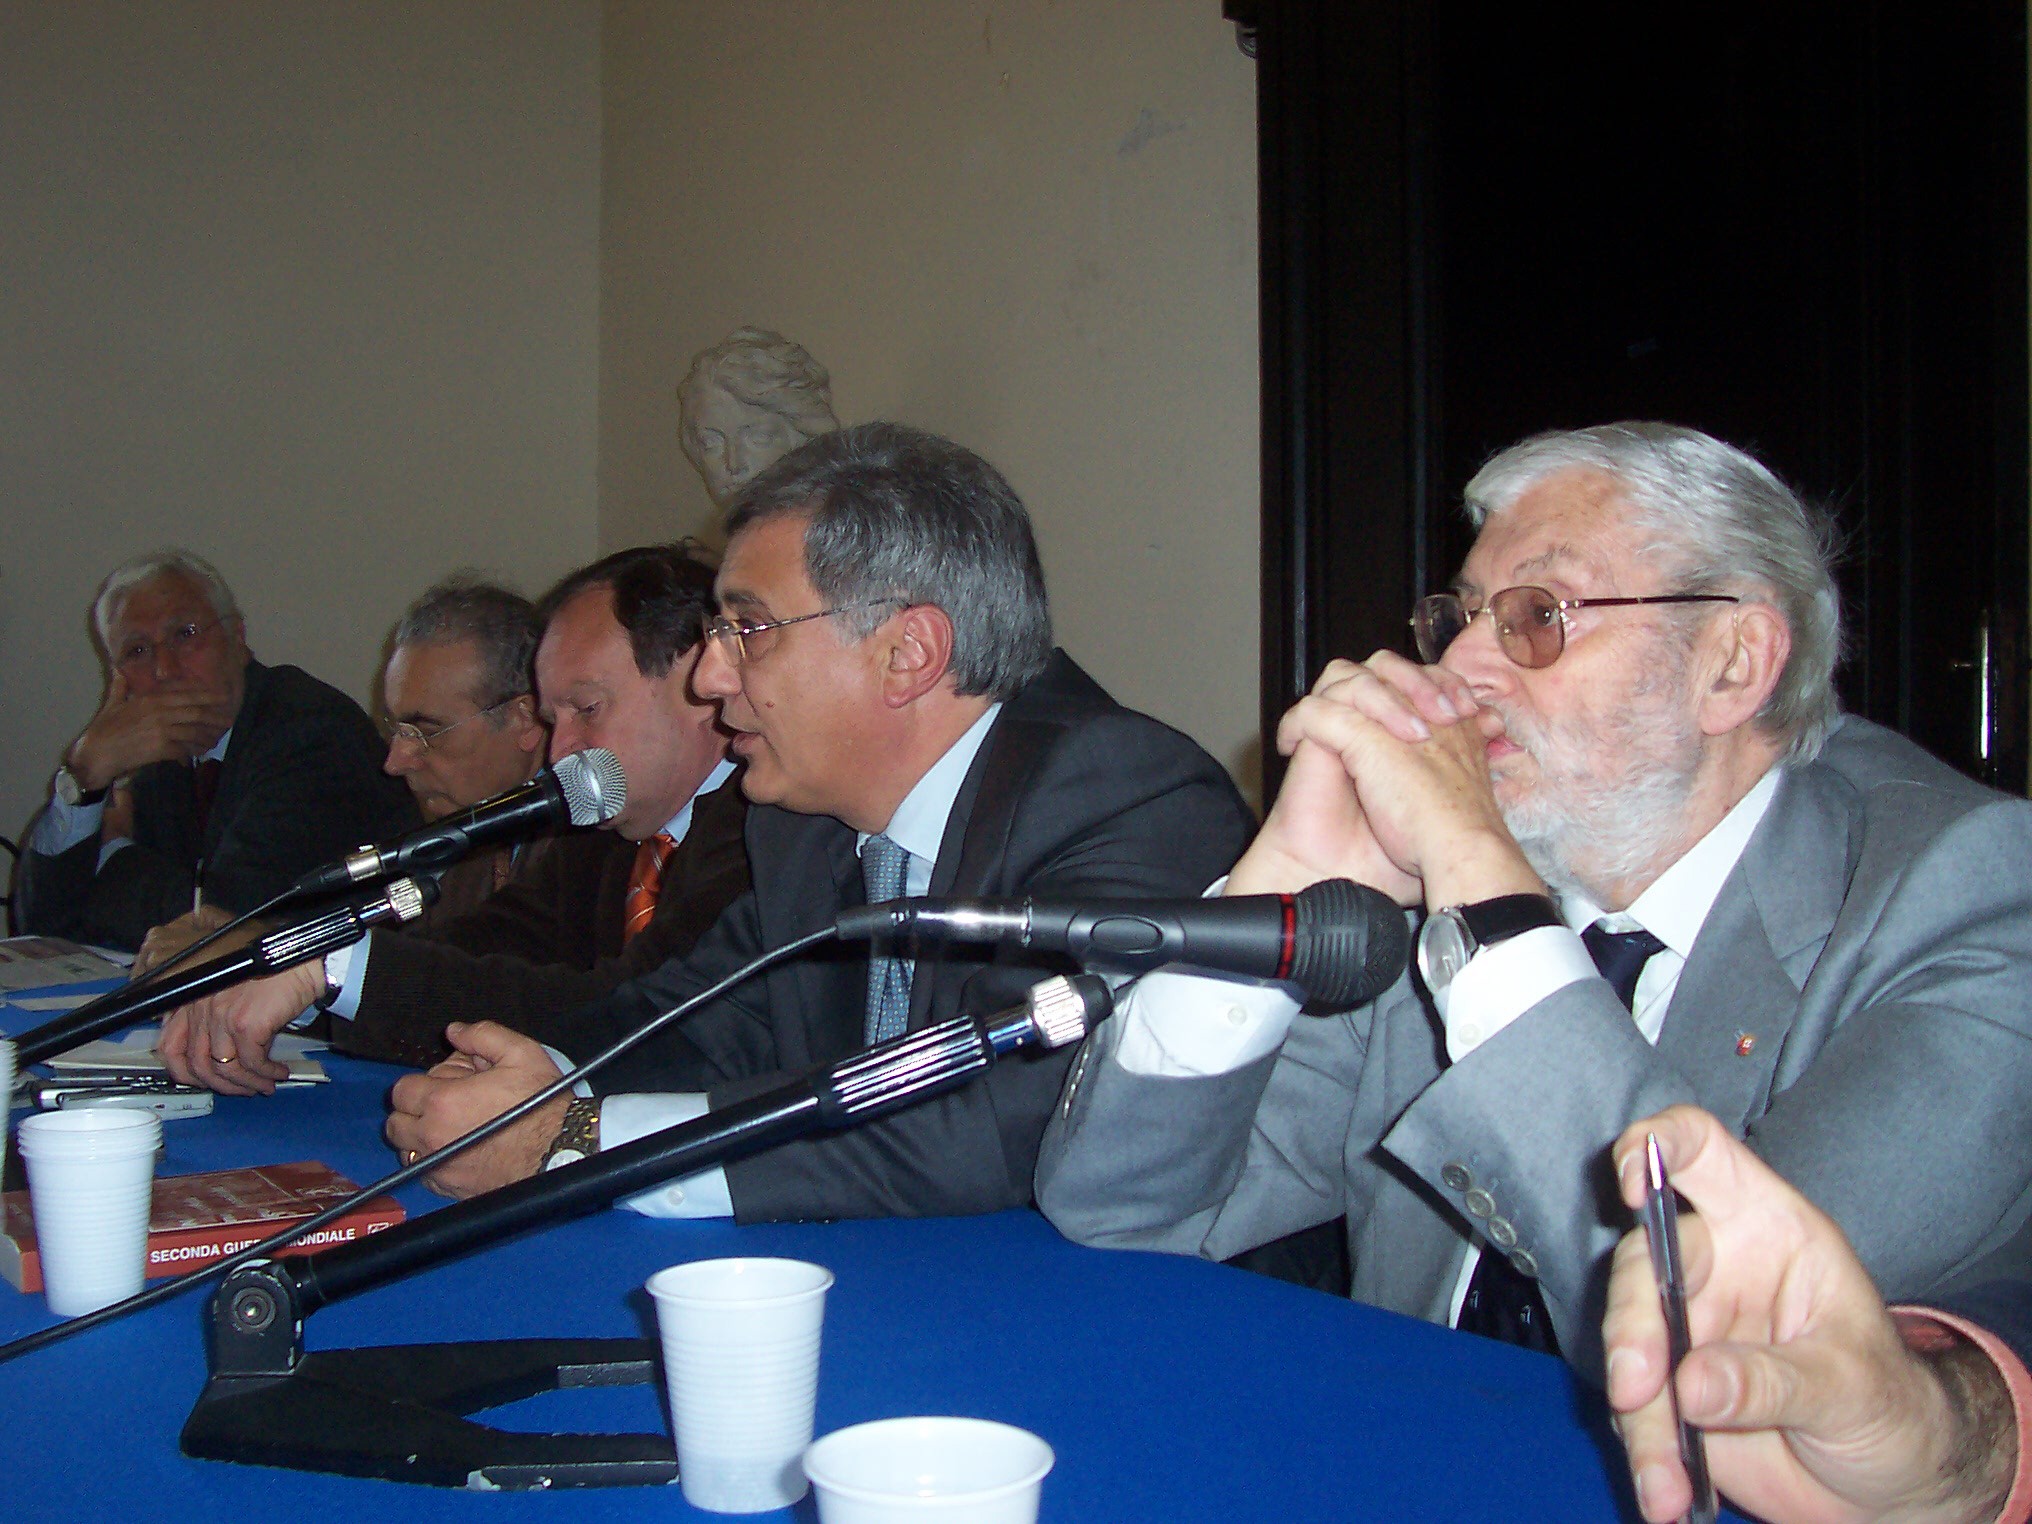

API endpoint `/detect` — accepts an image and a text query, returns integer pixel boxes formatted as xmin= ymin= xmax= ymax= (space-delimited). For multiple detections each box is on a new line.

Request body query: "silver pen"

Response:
xmin=1644 ymin=1132 xmax=1717 ymax=1524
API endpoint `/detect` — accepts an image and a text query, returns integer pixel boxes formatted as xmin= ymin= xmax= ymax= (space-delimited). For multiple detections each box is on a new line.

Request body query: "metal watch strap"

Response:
xmin=1454 ymin=893 xmax=1562 ymax=946
xmin=541 ymin=1095 xmax=602 ymax=1167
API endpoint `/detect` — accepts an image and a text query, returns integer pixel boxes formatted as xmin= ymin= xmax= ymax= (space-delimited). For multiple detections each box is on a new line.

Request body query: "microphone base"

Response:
xmin=180 ymin=1325 xmax=675 ymax=1490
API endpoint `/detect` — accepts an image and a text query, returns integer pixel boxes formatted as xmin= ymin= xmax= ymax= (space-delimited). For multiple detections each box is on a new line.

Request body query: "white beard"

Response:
xmin=1490 ymin=640 xmax=1706 ymax=904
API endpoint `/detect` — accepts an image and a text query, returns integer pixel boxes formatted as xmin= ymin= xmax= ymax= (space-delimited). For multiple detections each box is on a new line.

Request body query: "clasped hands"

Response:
xmin=1228 ymin=651 xmax=1542 ymax=908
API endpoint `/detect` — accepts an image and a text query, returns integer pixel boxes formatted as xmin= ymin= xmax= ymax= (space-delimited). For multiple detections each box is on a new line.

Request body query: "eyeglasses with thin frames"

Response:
xmin=114 ymin=618 xmax=225 ymax=676
xmin=382 ymin=697 xmax=518 ymax=753
xmin=1411 ymin=586 xmax=1739 ymax=669
xmin=704 ymin=598 xmax=907 ymax=666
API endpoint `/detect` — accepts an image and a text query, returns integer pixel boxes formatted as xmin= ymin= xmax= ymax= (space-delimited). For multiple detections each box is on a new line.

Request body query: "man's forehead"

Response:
xmin=112 ymin=572 xmax=216 ymax=632
xmin=386 ymin=638 xmax=487 ymax=708
xmin=716 ymin=511 xmax=816 ymax=611
xmin=1458 ymin=471 xmax=1639 ymax=593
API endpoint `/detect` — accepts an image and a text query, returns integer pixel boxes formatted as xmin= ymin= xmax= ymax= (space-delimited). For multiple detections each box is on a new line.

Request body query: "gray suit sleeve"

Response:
xmin=1388 ymin=794 xmax=2032 ymax=1369
xmin=1037 ymin=1004 xmax=1367 ymax=1258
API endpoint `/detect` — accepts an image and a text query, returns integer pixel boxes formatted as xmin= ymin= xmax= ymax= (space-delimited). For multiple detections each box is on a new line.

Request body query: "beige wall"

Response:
xmin=0 ymin=3 xmax=602 ymax=840
xmin=0 ymin=1 xmax=1261 ymax=858
xmin=599 ymin=1 xmax=1263 ymax=790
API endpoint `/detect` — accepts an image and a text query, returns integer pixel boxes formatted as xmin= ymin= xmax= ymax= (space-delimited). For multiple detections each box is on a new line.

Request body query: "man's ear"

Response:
xmin=879 ymin=605 xmax=957 ymax=708
xmin=1698 ymin=602 xmax=1790 ymax=737
xmin=505 ymin=694 xmax=546 ymax=755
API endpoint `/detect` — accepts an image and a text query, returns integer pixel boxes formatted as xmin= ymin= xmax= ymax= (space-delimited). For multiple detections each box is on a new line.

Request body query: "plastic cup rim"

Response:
xmin=647 ymin=1256 xmax=834 ymax=1308
xmin=803 ymin=1416 xmax=1055 ymax=1505
xmin=16 ymin=1105 xmax=162 ymax=1156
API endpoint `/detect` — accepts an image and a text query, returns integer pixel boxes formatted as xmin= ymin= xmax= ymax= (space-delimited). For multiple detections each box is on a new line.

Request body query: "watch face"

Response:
xmin=1416 ymin=911 xmax=1472 ymax=990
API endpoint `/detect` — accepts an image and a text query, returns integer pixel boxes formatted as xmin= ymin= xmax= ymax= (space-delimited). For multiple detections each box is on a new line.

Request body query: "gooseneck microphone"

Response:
xmin=835 ymin=878 xmax=1411 ymax=1008
xmin=12 ymin=877 xmax=441 ymax=1067
xmin=290 ymin=747 xmax=627 ymax=898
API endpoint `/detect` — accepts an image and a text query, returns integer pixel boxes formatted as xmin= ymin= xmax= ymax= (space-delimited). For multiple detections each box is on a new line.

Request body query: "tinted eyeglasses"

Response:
xmin=704 ymin=598 xmax=906 ymax=666
xmin=113 ymin=618 xmax=225 ymax=675
xmin=1411 ymin=586 xmax=1739 ymax=669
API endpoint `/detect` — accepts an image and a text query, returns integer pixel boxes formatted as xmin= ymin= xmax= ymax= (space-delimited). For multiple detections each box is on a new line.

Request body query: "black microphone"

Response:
xmin=835 ymin=878 xmax=1410 ymax=1008
xmin=12 ymin=876 xmax=441 ymax=1067
xmin=290 ymin=747 xmax=627 ymax=898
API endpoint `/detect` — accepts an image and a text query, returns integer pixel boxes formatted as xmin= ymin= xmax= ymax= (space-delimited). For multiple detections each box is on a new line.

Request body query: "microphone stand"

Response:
xmin=178 ymin=974 xmax=1109 ymax=1491
xmin=11 ymin=878 xmax=439 ymax=1068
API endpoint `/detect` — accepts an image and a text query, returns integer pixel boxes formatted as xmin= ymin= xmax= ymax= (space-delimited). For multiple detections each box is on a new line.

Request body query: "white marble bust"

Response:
xmin=678 ymin=327 xmax=841 ymax=510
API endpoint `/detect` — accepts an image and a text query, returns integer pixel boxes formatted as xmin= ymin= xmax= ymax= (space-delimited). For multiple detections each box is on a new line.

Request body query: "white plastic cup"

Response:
xmin=16 ymin=1106 xmax=161 ymax=1316
xmin=803 ymin=1417 xmax=1055 ymax=1524
xmin=647 ymin=1257 xmax=834 ymax=1513
xmin=0 ymin=1037 xmax=15 ymax=1186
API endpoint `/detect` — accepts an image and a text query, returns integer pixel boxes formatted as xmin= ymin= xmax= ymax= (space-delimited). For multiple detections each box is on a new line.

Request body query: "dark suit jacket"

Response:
xmin=330 ymin=776 xmax=751 ymax=1068
xmin=16 ymin=659 xmax=419 ymax=951
xmin=538 ymin=650 xmax=1256 ymax=1225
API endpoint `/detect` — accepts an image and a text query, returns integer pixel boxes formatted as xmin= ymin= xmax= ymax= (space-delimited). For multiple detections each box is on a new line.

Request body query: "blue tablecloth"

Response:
xmin=0 ymin=985 xmax=1655 ymax=1521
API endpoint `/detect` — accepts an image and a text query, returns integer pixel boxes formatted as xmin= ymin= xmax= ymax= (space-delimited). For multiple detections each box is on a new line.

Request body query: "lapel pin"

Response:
xmin=1734 ymin=1032 xmax=1757 ymax=1057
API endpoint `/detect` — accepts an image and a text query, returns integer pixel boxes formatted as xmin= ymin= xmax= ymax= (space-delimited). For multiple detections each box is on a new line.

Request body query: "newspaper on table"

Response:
xmin=0 ymin=937 xmax=128 ymax=994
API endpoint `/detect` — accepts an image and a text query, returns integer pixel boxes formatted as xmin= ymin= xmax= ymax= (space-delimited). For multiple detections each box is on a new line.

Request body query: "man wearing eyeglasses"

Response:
xmin=16 ymin=549 xmax=418 ymax=952
xmin=1038 ymin=421 xmax=2032 ymax=1376
xmin=375 ymin=577 xmax=549 ymax=922
xmin=380 ymin=422 xmax=1255 ymax=1220
xmin=155 ymin=546 xmax=752 ymax=1088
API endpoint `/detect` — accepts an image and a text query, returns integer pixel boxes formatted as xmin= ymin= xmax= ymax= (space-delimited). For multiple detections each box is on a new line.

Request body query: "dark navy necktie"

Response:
xmin=1455 ymin=919 xmax=1664 ymax=1354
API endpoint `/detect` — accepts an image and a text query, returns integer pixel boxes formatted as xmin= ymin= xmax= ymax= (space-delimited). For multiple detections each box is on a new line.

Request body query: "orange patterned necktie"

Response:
xmin=622 ymin=833 xmax=677 ymax=944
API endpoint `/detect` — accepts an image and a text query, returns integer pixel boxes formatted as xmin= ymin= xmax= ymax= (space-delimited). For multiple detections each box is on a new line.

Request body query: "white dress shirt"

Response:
xmin=608 ymin=704 xmax=1002 ymax=1218
xmin=33 ymin=728 xmax=233 ymax=869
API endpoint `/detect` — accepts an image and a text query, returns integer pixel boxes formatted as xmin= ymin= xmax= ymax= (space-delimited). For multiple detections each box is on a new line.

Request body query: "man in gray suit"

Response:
xmin=1037 ymin=421 xmax=2032 ymax=1376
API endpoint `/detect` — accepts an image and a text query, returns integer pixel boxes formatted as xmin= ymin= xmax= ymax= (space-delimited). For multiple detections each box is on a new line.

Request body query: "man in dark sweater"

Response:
xmin=16 ymin=549 xmax=417 ymax=951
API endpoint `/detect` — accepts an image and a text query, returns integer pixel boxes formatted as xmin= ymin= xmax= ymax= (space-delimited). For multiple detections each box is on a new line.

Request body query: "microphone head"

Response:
xmin=552 ymin=747 xmax=628 ymax=826
xmin=1290 ymin=879 xmax=1412 ymax=1008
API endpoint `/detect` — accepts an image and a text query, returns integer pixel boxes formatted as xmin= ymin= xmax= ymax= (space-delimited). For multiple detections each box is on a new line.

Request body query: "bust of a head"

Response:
xmin=678 ymin=327 xmax=841 ymax=510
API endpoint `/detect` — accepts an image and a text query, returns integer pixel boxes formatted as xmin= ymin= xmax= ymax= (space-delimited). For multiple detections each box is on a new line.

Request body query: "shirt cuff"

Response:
xmin=320 ymin=937 xmax=370 ymax=1021
xmin=1112 ymin=965 xmax=1302 ymax=1077
xmin=599 ymin=1093 xmax=735 ymax=1218
xmin=1892 ymin=1305 xmax=2032 ymax=1524
xmin=30 ymin=798 xmax=102 ymax=856
xmin=1440 ymin=925 xmax=1596 ymax=1062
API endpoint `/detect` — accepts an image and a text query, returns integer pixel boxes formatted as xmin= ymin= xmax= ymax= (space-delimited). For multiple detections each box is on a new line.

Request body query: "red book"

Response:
xmin=0 ymin=1159 xmax=405 ymax=1294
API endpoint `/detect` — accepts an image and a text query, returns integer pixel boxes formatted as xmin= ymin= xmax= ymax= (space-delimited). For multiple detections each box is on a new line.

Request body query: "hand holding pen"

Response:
xmin=1602 ymin=1106 xmax=2015 ymax=1524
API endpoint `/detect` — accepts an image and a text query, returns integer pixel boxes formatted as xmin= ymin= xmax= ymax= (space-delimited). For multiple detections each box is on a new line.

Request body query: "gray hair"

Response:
xmin=1464 ymin=422 xmax=1844 ymax=760
xmin=92 ymin=549 xmax=242 ymax=648
xmin=678 ymin=326 xmax=840 ymax=464
xmin=392 ymin=575 xmax=541 ymax=712
xmin=726 ymin=422 xmax=1053 ymax=699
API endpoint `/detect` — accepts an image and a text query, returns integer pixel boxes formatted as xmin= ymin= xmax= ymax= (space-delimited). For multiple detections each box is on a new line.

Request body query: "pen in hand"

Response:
xmin=1644 ymin=1131 xmax=1717 ymax=1524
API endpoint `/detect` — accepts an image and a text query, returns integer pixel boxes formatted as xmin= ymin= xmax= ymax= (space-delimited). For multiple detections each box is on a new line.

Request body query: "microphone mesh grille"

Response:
xmin=553 ymin=748 xmax=628 ymax=826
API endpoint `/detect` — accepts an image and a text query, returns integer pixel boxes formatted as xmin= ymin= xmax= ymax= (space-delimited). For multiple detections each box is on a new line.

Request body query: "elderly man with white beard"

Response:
xmin=1037 ymin=421 xmax=2032 ymax=1378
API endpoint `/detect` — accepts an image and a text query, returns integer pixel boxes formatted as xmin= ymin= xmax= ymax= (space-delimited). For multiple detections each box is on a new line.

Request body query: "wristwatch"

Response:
xmin=541 ymin=1096 xmax=603 ymax=1171
xmin=52 ymin=764 xmax=106 ymax=808
xmin=1416 ymin=893 xmax=1562 ymax=995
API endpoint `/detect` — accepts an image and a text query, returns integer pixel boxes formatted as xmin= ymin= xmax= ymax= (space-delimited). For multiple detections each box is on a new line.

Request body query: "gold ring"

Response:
xmin=404 ymin=1150 xmax=420 ymax=1166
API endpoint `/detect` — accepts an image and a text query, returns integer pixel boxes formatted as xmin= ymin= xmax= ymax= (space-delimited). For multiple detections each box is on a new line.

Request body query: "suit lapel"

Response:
xmin=910 ymin=704 xmax=1042 ymax=1027
xmin=1656 ymin=760 xmax=1859 ymax=1128
xmin=792 ymin=825 xmax=872 ymax=1065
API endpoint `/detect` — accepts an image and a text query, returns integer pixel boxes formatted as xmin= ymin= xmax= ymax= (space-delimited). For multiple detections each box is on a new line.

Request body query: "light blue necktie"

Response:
xmin=861 ymin=833 xmax=913 ymax=1045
